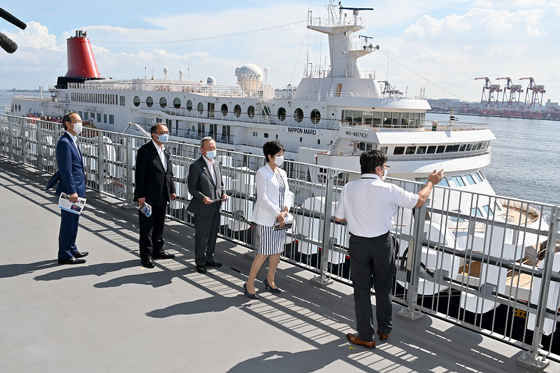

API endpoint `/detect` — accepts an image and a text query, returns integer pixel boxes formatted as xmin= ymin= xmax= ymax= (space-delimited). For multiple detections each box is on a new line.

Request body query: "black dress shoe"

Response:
xmin=205 ymin=261 xmax=222 ymax=267
xmin=141 ymin=258 xmax=155 ymax=268
xmin=58 ymin=258 xmax=86 ymax=265
xmin=73 ymin=251 xmax=89 ymax=258
xmin=196 ymin=265 xmax=207 ymax=274
xmin=153 ymin=251 xmax=175 ymax=260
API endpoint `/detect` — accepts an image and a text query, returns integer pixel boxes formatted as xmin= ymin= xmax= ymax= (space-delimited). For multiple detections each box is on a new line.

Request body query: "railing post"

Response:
xmin=517 ymin=206 xmax=558 ymax=370
xmin=21 ymin=119 xmax=27 ymax=165
xmin=120 ymin=136 xmax=135 ymax=208
xmin=311 ymin=169 xmax=334 ymax=287
xmin=398 ymin=203 xmax=427 ymax=321
xmin=36 ymin=121 xmax=44 ymax=171
xmin=96 ymin=131 xmax=105 ymax=197
xmin=7 ymin=116 xmax=13 ymax=160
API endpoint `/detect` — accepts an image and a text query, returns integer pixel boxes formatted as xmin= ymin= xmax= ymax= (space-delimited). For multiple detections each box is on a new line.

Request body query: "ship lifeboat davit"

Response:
xmin=65 ymin=30 xmax=100 ymax=78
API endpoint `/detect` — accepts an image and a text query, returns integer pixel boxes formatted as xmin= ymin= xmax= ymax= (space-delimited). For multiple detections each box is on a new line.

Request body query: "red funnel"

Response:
xmin=65 ymin=30 xmax=100 ymax=78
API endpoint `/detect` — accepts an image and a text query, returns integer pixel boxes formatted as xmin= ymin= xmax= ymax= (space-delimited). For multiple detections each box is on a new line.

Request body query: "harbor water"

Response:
xmin=1 ymin=91 xmax=558 ymax=205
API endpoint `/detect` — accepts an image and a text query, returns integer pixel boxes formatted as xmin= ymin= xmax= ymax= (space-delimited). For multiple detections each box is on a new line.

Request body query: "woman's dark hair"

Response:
xmin=360 ymin=149 xmax=387 ymax=174
xmin=262 ymin=140 xmax=284 ymax=162
xmin=62 ymin=111 xmax=77 ymax=130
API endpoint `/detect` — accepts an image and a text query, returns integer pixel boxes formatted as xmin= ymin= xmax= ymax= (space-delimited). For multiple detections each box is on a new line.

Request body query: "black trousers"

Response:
xmin=193 ymin=210 xmax=221 ymax=266
xmin=349 ymin=232 xmax=394 ymax=342
xmin=138 ymin=202 xmax=167 ymax=260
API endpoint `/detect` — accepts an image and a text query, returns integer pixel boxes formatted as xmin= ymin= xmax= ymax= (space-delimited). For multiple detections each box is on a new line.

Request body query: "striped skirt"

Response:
xmin=254 ymin=223 xmax=286 ymax=255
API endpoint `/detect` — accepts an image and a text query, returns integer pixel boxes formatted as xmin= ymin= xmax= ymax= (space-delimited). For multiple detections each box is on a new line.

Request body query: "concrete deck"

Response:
xmin=0 ymin=159 xmax=558 ymax=373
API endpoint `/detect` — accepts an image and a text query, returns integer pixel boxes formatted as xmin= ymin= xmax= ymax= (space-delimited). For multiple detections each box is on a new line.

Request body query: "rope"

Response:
xmin=90 ymin=20 xmax=307 ymax=45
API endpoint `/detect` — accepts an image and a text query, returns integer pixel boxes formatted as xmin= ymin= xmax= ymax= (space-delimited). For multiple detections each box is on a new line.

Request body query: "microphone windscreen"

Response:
xmin=0 ymin=32 xmax=17 ymax=53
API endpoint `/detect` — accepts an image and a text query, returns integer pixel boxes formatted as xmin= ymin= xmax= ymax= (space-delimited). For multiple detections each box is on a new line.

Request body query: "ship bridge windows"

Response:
xmin=451 ymin=176 xmax=466 ymax=187
xmin=445 ymin=144 xmax=460 ymax=152
xmin=187 ymin=100 xmax=193 ymax=111
xmin=464 ymin=174 xmax=476 ymax=185
xmin=133 ymin=96 xmax=140 ymax=107
xmin=173 ymin=98 xmax=181 ymax=109
xmin=357 ymin=142 xmax=374 ymax=151
xmin=427 ymin=146 xmax=436 ymax=154
xmin=221 ymin=104 xmax=228 ymax=116
xmin=393 ymin=146 xmax=405 ymax=155
xmin=248 ymin=105 xmax=255 ymax=119
xmin=278 ymin=107 xmax=286 ymax=121
xmin=342 ymin=110 xmax=425 ymax=128
xmin=146 ymin=96 xmax=154 ymax=107
xmin=294 ymin=108 xmax=304 ymax=123
xmin=405 ymin=146 xmax=416 ymax=155
xmin=436 ymin=146 xmax=445 ymax=153
xmin=416 ymin=146 xmax=426 ymax=154
xmin=160 ymin=97 xmax=167 ymax=108
xmin=311 ymin=109 xmax=321 ymax=124
xmin=380 ymin=146 xmax=388 ymax=154
xmin=234 ymin=105 xmax=241 ymax=117
xmin=262 ymin=106 xmax=271 ymax=120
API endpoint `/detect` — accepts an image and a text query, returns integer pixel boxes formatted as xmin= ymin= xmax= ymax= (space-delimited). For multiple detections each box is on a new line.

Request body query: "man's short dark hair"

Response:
xmin=150 ymin=123 xmax=166 ymax=134
xmin=62 ymin=111 xmax=77 ymax=130
xmin=360 ymin=150 xmax=387 ymax=174
xmin=262 ymin=141 xmax=284 ymax=161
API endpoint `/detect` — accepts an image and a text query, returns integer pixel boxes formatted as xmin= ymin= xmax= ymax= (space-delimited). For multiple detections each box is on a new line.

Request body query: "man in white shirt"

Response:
xmin=335 ymin=149 xmax=444 ymax=348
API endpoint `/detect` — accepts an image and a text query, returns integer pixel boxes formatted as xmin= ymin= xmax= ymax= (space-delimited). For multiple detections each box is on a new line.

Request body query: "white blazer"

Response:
xmin=251 ymin=163 xmax=292 ymax=226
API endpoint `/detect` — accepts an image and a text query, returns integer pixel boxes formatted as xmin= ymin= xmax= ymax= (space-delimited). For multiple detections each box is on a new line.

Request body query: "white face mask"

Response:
xmin=274 ymin=155 xmax=284 ymax=167
xmin=381 ymin=167 xmax=388 ymax=181
xmin=72 ymin=122 xmax=83 ymax=135
xmin=205 ymin=150 xmax=217 ymax=160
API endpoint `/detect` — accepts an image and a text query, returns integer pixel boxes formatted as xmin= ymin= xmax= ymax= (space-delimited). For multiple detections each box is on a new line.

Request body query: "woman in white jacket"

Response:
xmin=244 ymin=141 xmax=292 ymax=299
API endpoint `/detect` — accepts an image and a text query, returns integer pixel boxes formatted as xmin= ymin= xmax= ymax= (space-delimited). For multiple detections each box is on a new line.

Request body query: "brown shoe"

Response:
xmin=346 ymin=333 xmax=376 ymax=348
xmin=377 ymin=331 xmax=390 ymax=341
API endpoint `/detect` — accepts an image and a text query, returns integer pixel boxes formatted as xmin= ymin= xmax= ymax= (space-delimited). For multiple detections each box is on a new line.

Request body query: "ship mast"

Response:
xmin=307 ymin=1 xmax=375 ymax=79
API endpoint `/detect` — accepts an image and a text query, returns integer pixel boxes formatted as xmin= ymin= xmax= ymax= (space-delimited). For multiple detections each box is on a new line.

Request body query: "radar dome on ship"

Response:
xmin=235 ymin=64 xmax=263 ymax=92
xmin=207 ymin=76 xmax=216 ymax=86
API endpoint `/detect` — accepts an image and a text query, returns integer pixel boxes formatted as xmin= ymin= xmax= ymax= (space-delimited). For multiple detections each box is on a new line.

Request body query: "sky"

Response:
xmin=1 ymin=0 xmax=560 ymax=103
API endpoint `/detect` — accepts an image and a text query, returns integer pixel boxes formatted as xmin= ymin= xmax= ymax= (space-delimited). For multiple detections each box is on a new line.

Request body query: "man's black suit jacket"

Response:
xmin=134 ymin=141 xmax=176 ymax=206
xmin=187 ymin=156 xmax=225 ymax=217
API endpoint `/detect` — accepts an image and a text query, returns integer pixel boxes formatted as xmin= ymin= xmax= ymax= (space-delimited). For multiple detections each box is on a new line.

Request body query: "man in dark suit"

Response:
xmin=134 ymin=123 xmax=177 ymax=268
xmin=187 ymin=137 xmax=228 ymax=273
xmin=46 ymin=111 xmax=88 ymax=264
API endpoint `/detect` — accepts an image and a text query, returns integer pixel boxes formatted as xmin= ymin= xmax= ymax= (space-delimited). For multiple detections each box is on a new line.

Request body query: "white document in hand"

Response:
xmin=58 ymin=193 xmax=87 ymax=215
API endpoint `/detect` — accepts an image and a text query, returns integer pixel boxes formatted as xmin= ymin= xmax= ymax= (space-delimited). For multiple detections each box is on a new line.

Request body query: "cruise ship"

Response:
xmin=8 ymin=1 xmax=553 ymax=329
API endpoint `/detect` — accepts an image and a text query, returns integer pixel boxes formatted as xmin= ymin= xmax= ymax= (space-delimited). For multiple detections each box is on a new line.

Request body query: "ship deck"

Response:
xmin=1 ymin=160 xmax=558 ymax=373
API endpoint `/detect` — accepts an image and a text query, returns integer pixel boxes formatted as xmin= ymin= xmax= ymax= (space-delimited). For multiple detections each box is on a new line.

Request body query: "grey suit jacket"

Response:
xmin=187 ymin=156 xmax=225 ymax=216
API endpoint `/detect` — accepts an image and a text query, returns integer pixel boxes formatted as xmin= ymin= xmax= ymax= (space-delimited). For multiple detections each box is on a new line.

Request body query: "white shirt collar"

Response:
xmin=67 ymin=131 xmax=77 ymax=143
xmin=203 ymin=155 xmax=214 ymax=167
xmin=152 ymin=140 xmax=165 ymax=152
xmin=361 ymin=173 xmax=380 ymax=180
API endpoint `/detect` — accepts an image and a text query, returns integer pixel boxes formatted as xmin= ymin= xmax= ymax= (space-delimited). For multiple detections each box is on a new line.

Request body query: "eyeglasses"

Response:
xmin=381 ymin=164 xmax=390 ymax=169
xmin=157 ymin=131 xmax=169 ymax=135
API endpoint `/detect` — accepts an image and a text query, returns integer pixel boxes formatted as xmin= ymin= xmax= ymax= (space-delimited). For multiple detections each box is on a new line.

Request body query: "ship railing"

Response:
xmin=307 ymin=15 xmax=366 ymax=29
xmin=1 ymin=112 xmax=558 ymax=369
xmin=12 ymin=94 xmax=50 ymax=102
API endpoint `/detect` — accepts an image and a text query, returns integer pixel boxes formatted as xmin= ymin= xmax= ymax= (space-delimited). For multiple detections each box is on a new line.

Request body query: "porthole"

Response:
xmin=146 ymin=96 xmax=153 ymax=107
xmin=294 ymin=108 xmax=304 ymax=123
xmin=197 ymin=102 xmax=204 ymax=114
xmin=221 ymin=104 xmax=228 ymax=116
xmin=248 ymin=105 xmax=255 ymax=119
xmin=310 ymin=109 xmax=321 ymax=124
xmin=133 ymin=96 xmax=140 ymax=107
xmin=159 ymin=97 xmax=167 ymax=108
xmin=278 ymin=107 xmax=286 ymax=121
xmin=173 ymin=97 xmax=181 ymax=109
xmin=186 ymin=100 xmax=193 ymax=111
xmin=234 ymin=104 xmax=241 ymax=117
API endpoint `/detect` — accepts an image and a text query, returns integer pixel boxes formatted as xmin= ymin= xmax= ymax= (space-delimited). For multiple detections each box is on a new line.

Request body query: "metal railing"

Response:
xmin=1 ymin=113 xmax=558 ymax=369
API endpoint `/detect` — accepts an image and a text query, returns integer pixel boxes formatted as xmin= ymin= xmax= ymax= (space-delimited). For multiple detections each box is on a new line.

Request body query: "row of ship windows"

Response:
xmin=132 ymin=96 xmax=322 ymax=124
xmin=71 ymin=93 xmax=124 ymax=106
xmin=251 ymin=131 xmax=322 ymax=144
xmin=416 ymin=171 xmax=485 ymax=188
xmin=373 ymin=142 xmax=490 ymax=155
xmin=68 ymin=110 xmax=115 ymax=125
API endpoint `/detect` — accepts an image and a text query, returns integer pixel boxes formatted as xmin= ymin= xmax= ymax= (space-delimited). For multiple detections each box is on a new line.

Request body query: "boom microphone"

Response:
xmin=0 ymin=8 xmax=27 ymax=30
xmin=0 ymin=32 xmax=17 ymax=53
